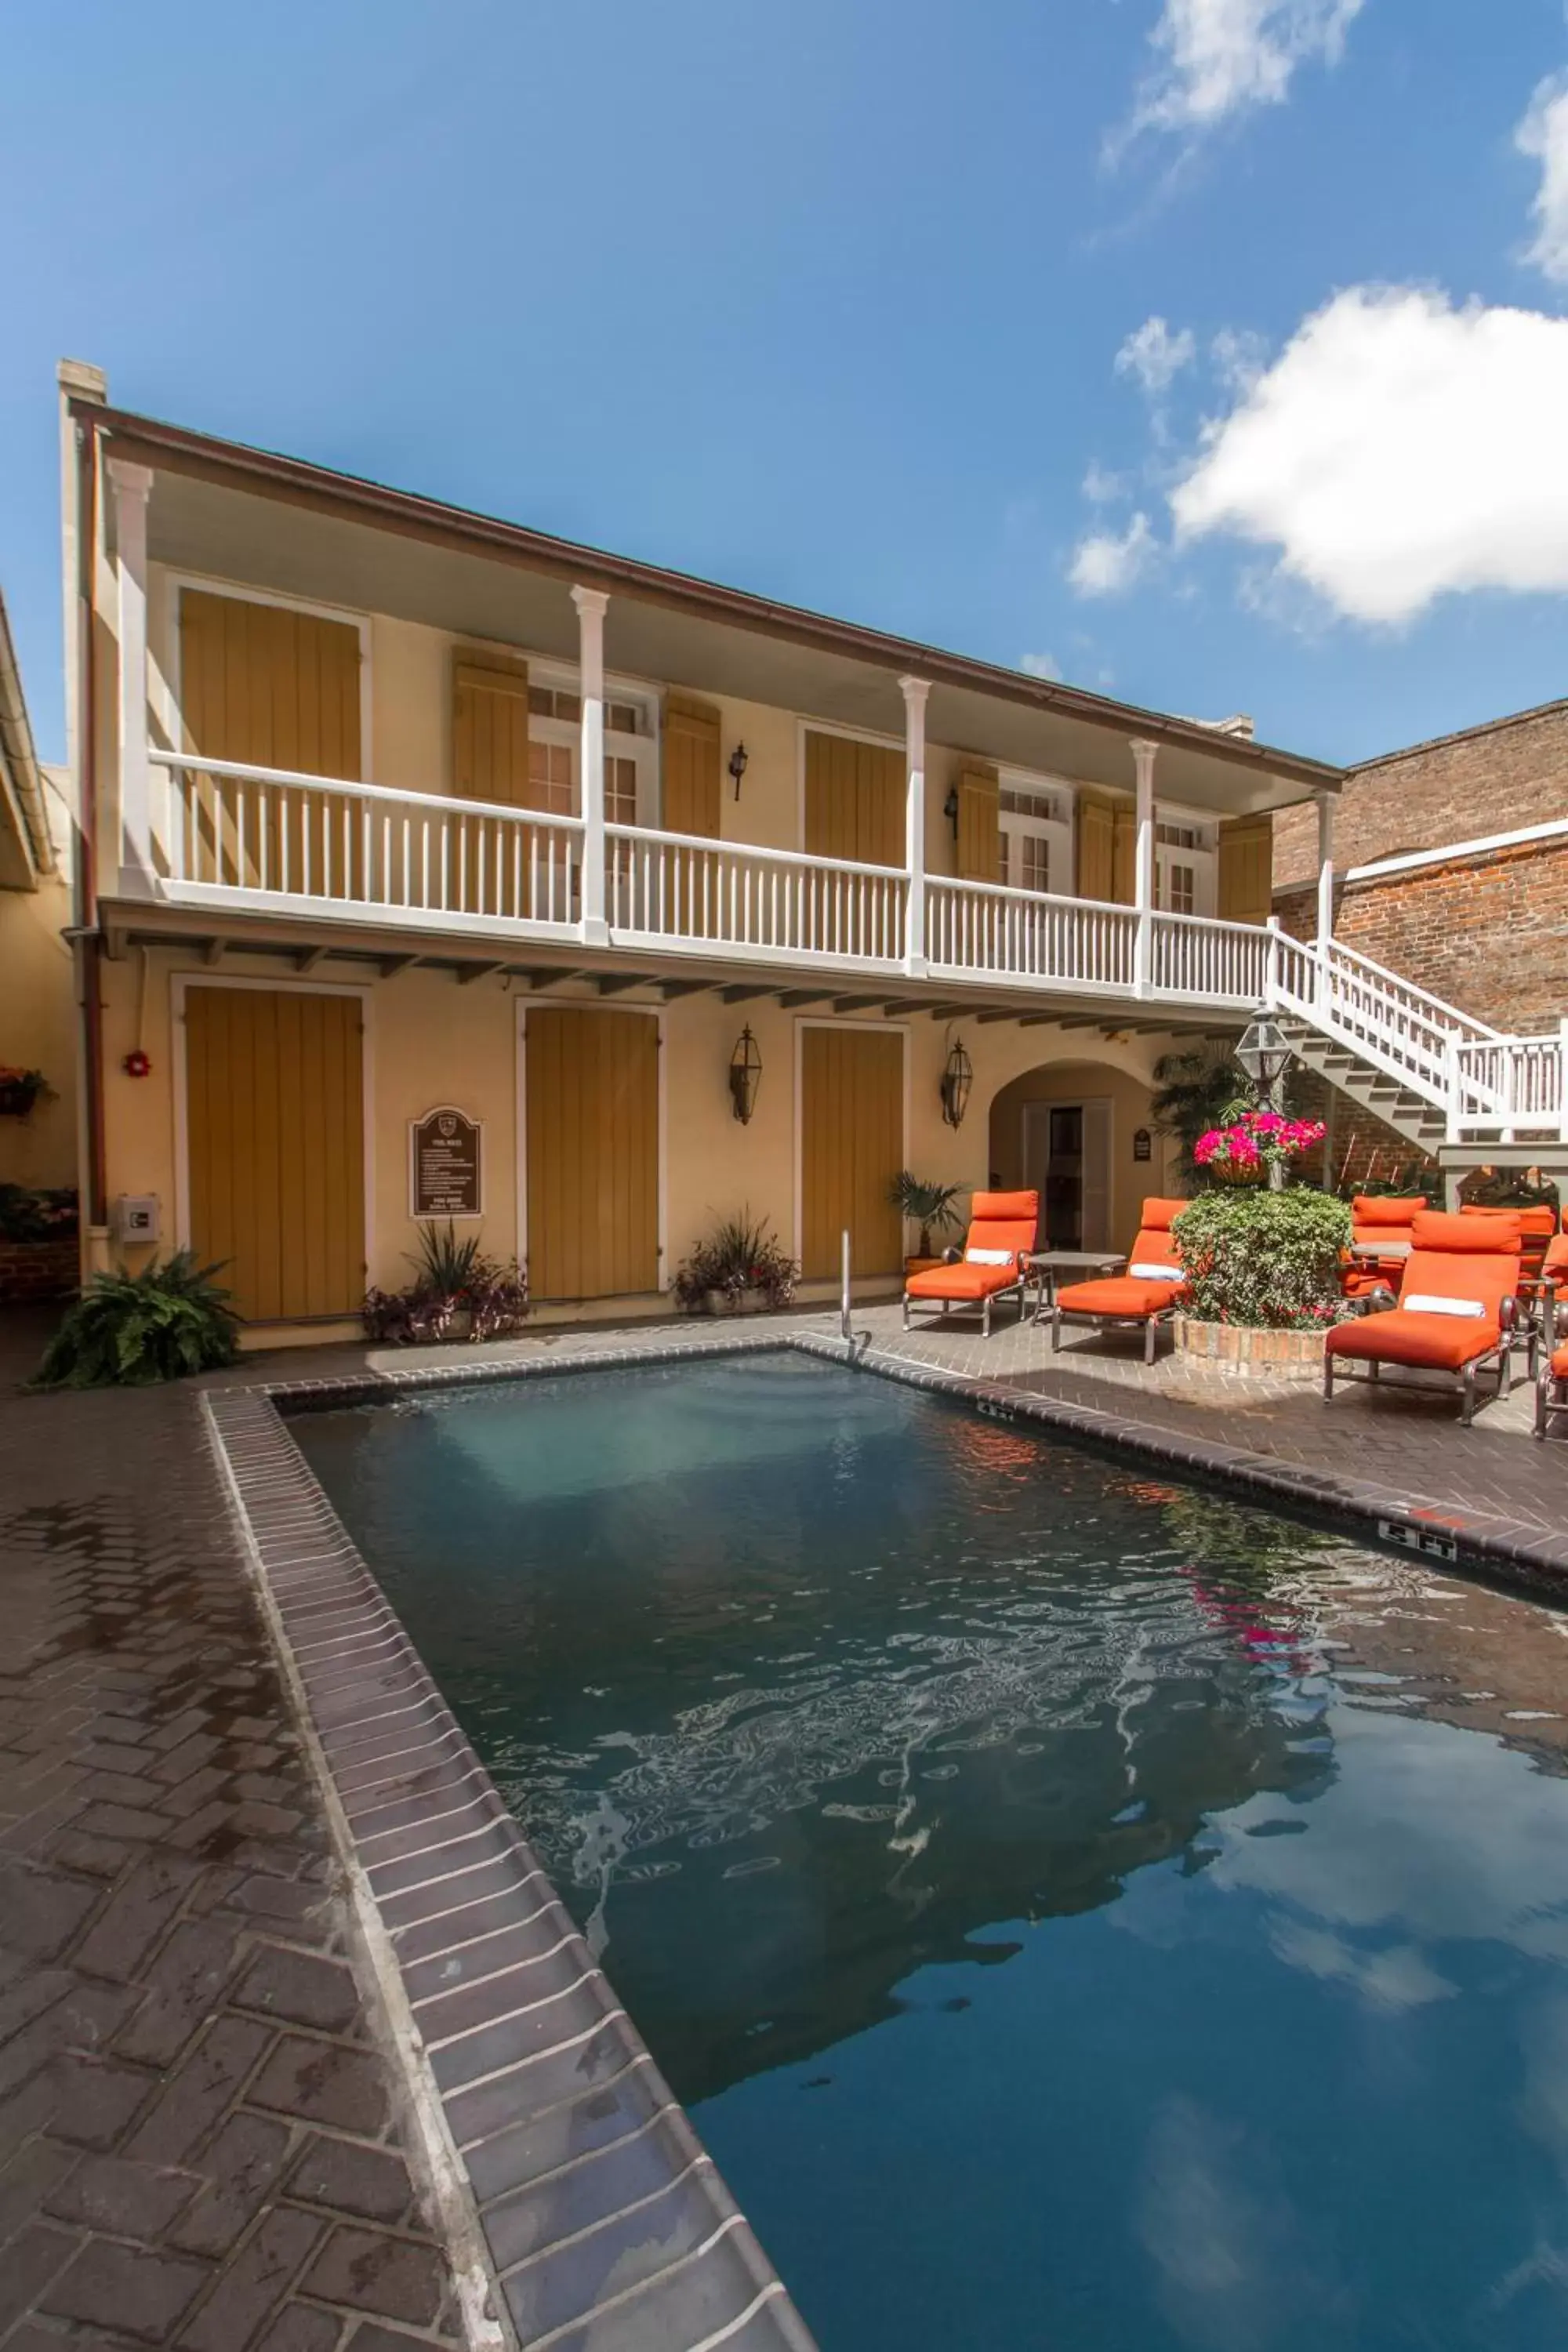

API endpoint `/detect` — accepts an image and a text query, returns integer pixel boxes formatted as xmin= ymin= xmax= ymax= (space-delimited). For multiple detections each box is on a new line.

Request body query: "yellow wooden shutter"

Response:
xmin=1075 ymin=789 xmax=1116 ymax=902
xmin=453 ymin=653 xmax=532 ymax=806
xmin=185 ymin=986 xmax=365 ymax=1323
xmin=800 ymin=1028 xmax=904 ymax=1279
xmin=1218 ymin=815 xmax=1273 ymax=926
xmin=1112 ymin=808 xmax=1137 ymax=906
xmin=804 ymin=731 xmax=906 ymax=868
xmin=180 ymin=590 xmax=361 ymax=778
xmin=525 ymin=1007 xmax=659 ymax=1299
xmin=662 ymin=693 xmax=722 ymax=838
xmin=956 ymin=764 xmax=1000 ymax=882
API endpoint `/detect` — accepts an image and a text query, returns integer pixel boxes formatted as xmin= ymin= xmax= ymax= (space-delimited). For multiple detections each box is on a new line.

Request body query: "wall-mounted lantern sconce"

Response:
xmin=940 ymin=1035 xmax=972 ymax=1130
xmin=942 ymin=785 xmax=959 ymax=840
xmin=729 ymin=1025 xmax=762 ymax=1123
xmin=728 ymin=742 xmax=750 ymax=799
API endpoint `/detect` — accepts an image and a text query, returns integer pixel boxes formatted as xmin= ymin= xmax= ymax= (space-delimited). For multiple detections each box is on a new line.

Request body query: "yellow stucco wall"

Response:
xmin=0 ymin=874 xmax=78 ymax=1190
xmin=93 ymin=945 xmax=1173 ymax=1334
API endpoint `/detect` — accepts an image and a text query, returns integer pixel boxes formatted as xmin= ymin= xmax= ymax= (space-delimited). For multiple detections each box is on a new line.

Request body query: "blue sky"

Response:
xmin=2 ymin=0 xmax=1566 ymax=768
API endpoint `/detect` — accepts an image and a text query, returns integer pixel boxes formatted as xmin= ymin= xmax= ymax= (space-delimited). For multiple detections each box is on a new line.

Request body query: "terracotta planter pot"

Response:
xmin=1174 ymin=1315 xmax=1329 ymax=1377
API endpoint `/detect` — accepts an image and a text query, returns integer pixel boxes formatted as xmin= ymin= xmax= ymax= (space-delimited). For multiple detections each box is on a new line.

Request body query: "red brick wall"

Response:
xmin=1276 ymin=835 xmax=1568 ymax=1036
xmin=1274 ymin=699 xmax=1568 ymax=891
xmin=0 ymin=1236 xmax=78 ymax=1303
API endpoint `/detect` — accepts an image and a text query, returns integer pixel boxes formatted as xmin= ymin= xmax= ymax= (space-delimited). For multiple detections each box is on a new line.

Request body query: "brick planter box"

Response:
xmin=1174 ymin=1314 xmax=1329 ymax=1378
xmin=0 ymin=1236 xmax=79 ymax=1304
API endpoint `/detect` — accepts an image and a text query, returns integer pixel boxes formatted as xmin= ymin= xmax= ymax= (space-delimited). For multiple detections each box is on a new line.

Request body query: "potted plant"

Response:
xmin=0 ymin=1065 xmax=48 ymax=1119
xmin=888 ymin=1172 xmax=966 ymax=1272
xmin=673 ymin=1212 xmax=798 ymax=1316
xmin=1170 ymin=1186 xmax=1353 ymax=1374
xmin=1194 ymin=1109 xmax=1325 ymax=1189
xmin=362 ymin=1220 xmax=528 ymax=1346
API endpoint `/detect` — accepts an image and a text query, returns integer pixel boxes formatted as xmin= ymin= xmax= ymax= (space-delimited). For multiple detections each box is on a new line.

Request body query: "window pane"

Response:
xmin=605 ymin=701 xmax=640 ymax=736
xmin=528 ymin=686 xmax=554 ymax=718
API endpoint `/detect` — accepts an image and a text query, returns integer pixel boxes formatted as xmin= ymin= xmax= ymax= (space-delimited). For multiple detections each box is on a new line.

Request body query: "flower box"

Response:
xmin=1174 ymin=1315 xmax=1329 ymax=1377
xmin=698 ymin=1287 xmax=773 ymax=1317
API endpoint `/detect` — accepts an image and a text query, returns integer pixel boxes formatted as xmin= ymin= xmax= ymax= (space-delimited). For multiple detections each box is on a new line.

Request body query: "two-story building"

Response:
xmin=51 ymin=363 xmax=1389 ymax=1340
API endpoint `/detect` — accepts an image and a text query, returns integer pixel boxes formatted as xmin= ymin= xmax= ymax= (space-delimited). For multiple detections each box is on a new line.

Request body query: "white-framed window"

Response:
xmin=1155 ymin=814 xmax=1217 ymax=917
xmin=998 ymin=775 xmax=1074 ymax=897
xmin=527 ymin=666 xmax=658 ymax=826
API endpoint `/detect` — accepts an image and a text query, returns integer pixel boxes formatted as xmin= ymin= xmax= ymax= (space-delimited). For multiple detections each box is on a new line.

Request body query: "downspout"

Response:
xmin=74 ymin=408 xmax=108 ymax=1237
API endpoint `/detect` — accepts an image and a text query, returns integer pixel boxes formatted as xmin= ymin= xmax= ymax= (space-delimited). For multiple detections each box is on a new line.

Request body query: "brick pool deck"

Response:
xmin=2 ymin=1295 xmax=1564 ymax=2350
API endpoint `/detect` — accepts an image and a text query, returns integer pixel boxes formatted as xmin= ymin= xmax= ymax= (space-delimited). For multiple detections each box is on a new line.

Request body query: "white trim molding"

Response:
xmin=1346 ymin=815 xmax=1568 ymax=884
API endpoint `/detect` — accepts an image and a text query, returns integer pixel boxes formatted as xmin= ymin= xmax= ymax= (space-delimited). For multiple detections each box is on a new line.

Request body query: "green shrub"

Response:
xmin=34 ymin=1252 xmax=239 ymax=1388
xmin=1173 ymin=1189 xmax=1352 ymax=1330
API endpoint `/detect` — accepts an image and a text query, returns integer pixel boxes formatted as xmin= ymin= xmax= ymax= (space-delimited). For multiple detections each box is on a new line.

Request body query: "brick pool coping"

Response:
xmin=204 ymin=1318 xmax=1568 ymax=2352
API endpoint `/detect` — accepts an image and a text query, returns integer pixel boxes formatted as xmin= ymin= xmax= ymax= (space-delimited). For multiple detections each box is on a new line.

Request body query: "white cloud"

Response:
xmin=1082 ymin=459 xmax=1129 ymax=503
xmin=1069 ymin=511 xmax=1157 ymax=597
xmin=1019 ymin=651 xmax=1062 ymax=680
xmin=1115 ymin=315 xmax=1197 ymax=397
xmin=1518 ymin=71 xmax=1568 ymax=285
xmin=1121 ymin=0 xmax=1364 ymax=145
xmin=1210 ymin=324 xmax=1269 ymax=391
xmin=1171 ymin=285 xmax=1568 ymax=623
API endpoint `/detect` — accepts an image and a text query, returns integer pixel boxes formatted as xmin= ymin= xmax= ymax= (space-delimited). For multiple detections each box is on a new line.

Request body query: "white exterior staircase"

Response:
xmin=1265 ymin=930 xmax=1568 ymax=1163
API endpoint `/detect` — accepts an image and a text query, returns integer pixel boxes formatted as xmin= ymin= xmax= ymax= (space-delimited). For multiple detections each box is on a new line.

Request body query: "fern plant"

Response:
xmin=34 ymin=1252 xmax=240 ymax=1388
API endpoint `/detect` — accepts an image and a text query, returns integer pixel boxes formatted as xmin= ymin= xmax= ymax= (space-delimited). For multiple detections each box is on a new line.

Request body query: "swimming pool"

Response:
xmin=296 ymin=1348 xmax=1568 ymax=2350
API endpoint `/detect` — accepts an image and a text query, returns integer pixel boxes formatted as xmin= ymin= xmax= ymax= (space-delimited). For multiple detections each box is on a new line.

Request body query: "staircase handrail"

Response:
xmin=1316 ymin=936 xmax=1504 ymax=1046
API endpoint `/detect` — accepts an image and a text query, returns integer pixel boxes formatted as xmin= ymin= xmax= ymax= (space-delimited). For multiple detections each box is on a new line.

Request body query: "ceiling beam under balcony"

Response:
xmin=655 ymin=980 xmax=713 ymax=1000
xmin=833 ymin=996 xmax=886 ymax=1014
xmin=294 ymin=946 xmax=330 ymax=974
xmin=378 ymin=954 xmax=419 ymax=979
xmin=775 ymin=989 xmax=836 ymax=1007
xmin=456 ymin=961 xmax=509 ymax=986
xmin=721 ymin=985 xmax=773 ymax=1004
xmin=595 ymin=972 xmax=659 ymax=995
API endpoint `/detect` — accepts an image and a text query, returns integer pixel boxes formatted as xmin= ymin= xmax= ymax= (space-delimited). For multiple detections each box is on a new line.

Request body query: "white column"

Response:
xmin=107 ymin=458 xmax=154 ymax=891
xmin=572 ymin=585 xmax=610 ymax=943
xmin=899 ymin=675 xmax=931 ymax=976
xmin=1316 ymin=789 xmax=1336 ymax=948
xmin=1130 ymin=737 xmax=1158 ymax=998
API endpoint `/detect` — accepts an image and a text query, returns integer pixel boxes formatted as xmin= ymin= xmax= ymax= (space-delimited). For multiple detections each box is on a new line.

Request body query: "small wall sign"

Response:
xmin=1133 ymin=1127 xmax=1153 ymax=1163
xmin=410 ymin=1106 xmax=484 ymax=1219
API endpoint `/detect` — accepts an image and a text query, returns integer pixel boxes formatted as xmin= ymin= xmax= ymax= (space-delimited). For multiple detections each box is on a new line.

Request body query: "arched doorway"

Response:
xmin=987 ymin=1058 xmax=1178 ymax=1255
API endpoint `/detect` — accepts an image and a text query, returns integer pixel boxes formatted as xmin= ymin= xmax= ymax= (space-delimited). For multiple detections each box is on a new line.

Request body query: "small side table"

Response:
xmin=1025 ymin=1250 xmax=1123 ymax=1323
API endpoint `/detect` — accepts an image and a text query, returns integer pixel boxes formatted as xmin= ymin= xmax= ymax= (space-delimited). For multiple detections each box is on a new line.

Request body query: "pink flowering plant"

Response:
xmin=1193 ymin=1109 xmax=1325 ymax=1184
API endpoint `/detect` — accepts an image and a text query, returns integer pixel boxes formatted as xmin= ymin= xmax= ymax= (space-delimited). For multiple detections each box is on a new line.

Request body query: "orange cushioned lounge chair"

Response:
xmin=1537 ymin=1340 xmax=1568 ymax=1439
xmin=1341 ymin=1194 xmax=1428 ymax=1301
xmin=1324 ymin=1209 xmax=1522 ymax=1425
xmin=1049 ymin=1197 xmax=1189 ymax=1367
xmin=903 ymin=1190 xmax=1038 ymax=1338
xmin=1533 ymin=1235 xmax=1568 ymax=1433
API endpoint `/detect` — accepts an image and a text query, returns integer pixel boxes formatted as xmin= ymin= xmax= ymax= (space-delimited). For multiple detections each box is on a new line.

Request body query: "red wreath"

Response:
xmin=122 ymin=1049 xmax=151 ymax=1079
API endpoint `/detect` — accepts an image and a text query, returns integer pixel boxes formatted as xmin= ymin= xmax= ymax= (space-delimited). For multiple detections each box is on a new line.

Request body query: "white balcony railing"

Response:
xmin=1151 ymin=909 xmax=1272 ymax=1003
xmin=156 ymin=753 xmax=583 ymax=932
xmin=927 ymin=876 xmax=1136 ymax=991
xmin=140 ymin=751 xmax=1566 ymax=1145
xmin=606 ymin=824 xmax=907 ymax=968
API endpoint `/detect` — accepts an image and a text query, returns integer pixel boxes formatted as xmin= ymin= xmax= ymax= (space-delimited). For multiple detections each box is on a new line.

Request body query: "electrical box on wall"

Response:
xmin=112 ymin=1194 xmax=160 ymax=1243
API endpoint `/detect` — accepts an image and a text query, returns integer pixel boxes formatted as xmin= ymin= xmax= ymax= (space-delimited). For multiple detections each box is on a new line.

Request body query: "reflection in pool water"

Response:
xmin=296 ymin=1351 xmax=1568 ymax=2352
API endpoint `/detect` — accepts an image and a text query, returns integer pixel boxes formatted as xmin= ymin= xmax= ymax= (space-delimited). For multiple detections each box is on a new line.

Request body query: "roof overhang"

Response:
xmin=82 ymin=400 xmax=1343 ymax=819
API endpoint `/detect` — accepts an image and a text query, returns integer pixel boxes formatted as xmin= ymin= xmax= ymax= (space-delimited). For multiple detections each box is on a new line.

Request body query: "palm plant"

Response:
xmin=34 ymin=1252 xmax=239 ymax=1388
xmin=1150 ymin=1044 xmax=1245 ymax=1186
xmin=887 ymin=1172 xmax=966 ymax=1258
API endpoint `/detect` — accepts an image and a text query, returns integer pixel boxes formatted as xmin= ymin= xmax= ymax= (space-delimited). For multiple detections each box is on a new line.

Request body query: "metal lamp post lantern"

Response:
xmin=1236 ymin=1017 xmax=1295 ymax=1189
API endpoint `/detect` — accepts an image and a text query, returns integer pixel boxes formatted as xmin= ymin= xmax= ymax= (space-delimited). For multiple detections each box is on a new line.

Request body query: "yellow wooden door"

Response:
xmin=1218 ymin=816 xmax=1273 ymax=925
xmin=800 ymin=1027 xmax=904 ymax=1280
xmin=185 ymin=987 xmax=365 ymax=1323
xmin=525 ymin=1007 xmax=659 ymax=1299
xmin=179 ymin=590 xmax=362 ymax=894
xmin=804 ymin=731 xmax=905 ymax=867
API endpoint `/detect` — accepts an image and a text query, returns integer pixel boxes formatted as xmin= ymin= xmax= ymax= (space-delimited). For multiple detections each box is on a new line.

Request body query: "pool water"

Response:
xmin=296 ymin=1350 xmax=1568 ymax=2351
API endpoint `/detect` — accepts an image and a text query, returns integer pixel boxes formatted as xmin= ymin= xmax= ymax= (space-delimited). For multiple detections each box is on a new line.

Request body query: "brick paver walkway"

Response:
xmin=0 ymin=1333 xmax=468 ymax=2351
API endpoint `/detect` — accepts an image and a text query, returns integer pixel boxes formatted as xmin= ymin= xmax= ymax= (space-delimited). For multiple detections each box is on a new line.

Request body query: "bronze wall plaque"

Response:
xmin=410 ymin=1106 xmax=483 ymax=1219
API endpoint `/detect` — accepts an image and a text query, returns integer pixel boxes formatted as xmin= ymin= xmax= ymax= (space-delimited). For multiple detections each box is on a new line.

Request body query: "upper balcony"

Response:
xmin=78 ymin=391 xmax=1345 ymax=1025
